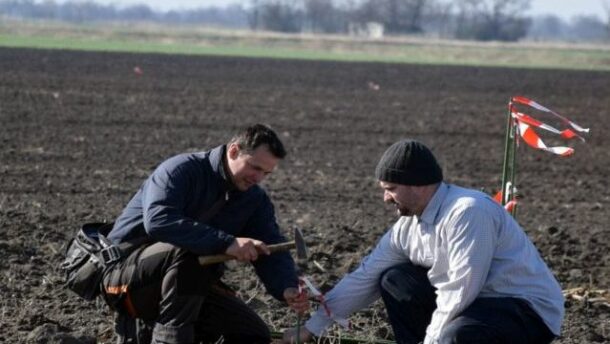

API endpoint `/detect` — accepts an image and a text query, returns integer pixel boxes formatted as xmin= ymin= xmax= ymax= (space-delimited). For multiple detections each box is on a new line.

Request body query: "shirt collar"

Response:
xmin=419 ymin=182 xmax=449 ymax=225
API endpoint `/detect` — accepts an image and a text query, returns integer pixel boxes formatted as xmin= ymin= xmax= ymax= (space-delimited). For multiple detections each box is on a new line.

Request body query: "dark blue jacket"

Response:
xmin=108 ymin=145 xmax=298 ymax=300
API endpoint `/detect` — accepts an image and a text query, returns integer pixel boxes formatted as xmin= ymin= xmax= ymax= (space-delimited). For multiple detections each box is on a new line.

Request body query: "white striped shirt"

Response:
xmin=305 ymin=182 xmax=564 ymax=343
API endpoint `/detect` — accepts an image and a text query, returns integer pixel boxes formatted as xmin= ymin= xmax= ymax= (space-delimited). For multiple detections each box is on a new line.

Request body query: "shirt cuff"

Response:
xmin=304 ymin=309 xmax=333 ymax=337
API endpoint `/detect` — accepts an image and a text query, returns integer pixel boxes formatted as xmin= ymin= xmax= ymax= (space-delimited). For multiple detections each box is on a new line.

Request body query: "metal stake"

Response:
xmin=501 ymin=99 xmax=518 ymax=218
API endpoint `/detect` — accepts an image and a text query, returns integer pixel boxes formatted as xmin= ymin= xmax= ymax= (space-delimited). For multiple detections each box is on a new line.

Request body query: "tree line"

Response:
xmin=1 ymin=0 xmax=609 ymax=42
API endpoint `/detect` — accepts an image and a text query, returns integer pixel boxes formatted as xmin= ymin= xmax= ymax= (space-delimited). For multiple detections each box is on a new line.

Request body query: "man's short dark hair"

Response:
xmin=230 ymin=124 xmax=287 ymax=159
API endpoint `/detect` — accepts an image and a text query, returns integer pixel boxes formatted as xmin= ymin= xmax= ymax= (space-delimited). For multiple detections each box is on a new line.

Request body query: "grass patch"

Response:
xmin=1 ymin=19 xmax=609 ymax=71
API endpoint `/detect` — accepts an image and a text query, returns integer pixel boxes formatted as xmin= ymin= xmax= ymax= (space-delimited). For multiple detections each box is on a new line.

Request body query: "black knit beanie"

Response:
xmin=375 ymin=140 xmax=443 ymax=185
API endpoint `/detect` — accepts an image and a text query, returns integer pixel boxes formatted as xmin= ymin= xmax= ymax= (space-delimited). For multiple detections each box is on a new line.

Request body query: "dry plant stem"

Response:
xmin=296 ymin=314 xmax=301 ymax=344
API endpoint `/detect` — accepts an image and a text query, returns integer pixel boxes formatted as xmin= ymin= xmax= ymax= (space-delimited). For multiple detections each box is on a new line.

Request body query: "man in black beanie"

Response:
xmin=284 ymin=139 xmax=564 ymax=344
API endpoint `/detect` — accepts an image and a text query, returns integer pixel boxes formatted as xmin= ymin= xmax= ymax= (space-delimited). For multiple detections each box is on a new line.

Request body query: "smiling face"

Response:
xmin=226 ymin=143 xmax=279 ymax=191
xmin=379 ymin=181 xmax=430 ymax=217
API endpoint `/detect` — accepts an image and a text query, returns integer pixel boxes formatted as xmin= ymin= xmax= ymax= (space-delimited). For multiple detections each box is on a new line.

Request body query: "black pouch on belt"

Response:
xmin=60 ymin=222 xmax=119 ymax=300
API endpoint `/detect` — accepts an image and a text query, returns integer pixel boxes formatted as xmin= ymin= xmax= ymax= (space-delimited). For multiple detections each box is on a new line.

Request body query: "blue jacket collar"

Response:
xmin=209 ymin=145 xmax=236 ymax=190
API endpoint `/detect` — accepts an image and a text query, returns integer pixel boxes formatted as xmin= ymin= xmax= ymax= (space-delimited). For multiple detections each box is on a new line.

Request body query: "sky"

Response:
xmin=51 ymin=0 xmax=609 ymax=20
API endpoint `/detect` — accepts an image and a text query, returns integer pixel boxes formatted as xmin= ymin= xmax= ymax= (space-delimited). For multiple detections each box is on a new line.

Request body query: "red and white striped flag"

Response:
xmin=509 ymin=97 xmax=589 ymax=156
xmin=511 ymin=96 xmax=589 ymax=133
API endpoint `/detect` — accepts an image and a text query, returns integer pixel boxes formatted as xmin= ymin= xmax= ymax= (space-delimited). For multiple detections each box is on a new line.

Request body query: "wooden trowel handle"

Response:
xmin=198 ymin=241 xmax=296 ymax=266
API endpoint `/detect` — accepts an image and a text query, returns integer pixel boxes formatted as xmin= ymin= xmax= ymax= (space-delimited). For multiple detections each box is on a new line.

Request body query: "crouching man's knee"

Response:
xmin=378 ymin=262 xmax=432 ymax=303
xmin=439 ymin=320 xmax=500 ymax=344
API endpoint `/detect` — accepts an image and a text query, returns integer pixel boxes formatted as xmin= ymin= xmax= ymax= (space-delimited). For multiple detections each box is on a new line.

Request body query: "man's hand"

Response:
xmin=225 ymin=237 xmax=270 ymax=262
xmin=282 ymin=326 xmax=313 ymax=343
xmin=283 ymin=287 xmax=310 ymax=315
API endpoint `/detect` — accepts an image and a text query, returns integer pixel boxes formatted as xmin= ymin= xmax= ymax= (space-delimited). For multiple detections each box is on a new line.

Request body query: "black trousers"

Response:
xmin=378 ymin=262 xmax=556 ymax=344
xmin=102 ymin=242 xmax=270 ymax=344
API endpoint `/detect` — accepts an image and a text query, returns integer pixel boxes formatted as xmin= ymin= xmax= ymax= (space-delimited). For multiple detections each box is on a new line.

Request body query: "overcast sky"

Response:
xmin=51 ymin=0 xmax=608 ymax=20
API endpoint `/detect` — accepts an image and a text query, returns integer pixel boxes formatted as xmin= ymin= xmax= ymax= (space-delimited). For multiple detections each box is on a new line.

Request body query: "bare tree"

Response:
xmin=249 ymin=0 xmax=260 ymax=30
xmin=254 ymin=0 xmax=303 ymax=33
xmin=422 ymin=0 xmax=453 ymax=37
xmin=569 ymin=15 xmax=607 ymax=41
xmin=455 ymin=0 xmax=531 ymax=41
xmin=121 ymin=4 xmax=154 ymax=21
xmin=528 ymin=14 xmax=568 ymax=40
xmin=602 ymin=0 xmax=610 ymax=39
xmin=303 ymin=0 xmax=344 ymax=33
xmin=354 ymin=0 xmax=434 ymax=34
xmin=350 ymin=0 xmax=382 ymax=25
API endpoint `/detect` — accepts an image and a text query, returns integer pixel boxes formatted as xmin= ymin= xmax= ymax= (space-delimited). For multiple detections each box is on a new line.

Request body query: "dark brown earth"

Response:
xmin=0 ymin=47 xmax=608 ymax=343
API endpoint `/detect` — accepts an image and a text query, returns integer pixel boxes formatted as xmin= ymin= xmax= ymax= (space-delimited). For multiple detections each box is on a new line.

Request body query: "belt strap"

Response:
xmin=98 ymin=233 xmax=152 ymax=265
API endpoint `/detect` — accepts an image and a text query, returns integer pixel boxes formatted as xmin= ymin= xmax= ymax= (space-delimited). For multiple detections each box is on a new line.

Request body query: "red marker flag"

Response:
xmin=509 ymin=97 xmax=589 ymax=157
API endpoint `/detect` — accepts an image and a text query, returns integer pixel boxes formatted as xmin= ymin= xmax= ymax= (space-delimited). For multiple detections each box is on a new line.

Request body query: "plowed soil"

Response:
xmin=0 ymin=47 xmax=608 ymax=343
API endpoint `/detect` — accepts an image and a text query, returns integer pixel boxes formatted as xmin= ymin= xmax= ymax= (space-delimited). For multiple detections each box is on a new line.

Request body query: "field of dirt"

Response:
xmin=0 ymin=47 xmax=608 ymax=343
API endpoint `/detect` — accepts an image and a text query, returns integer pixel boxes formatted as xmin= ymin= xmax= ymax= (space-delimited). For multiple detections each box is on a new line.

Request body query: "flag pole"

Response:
xmin=501 ymin=98 xmax=518 ymax=218
xmin=509 ymin=115 xmax=518 ymax=218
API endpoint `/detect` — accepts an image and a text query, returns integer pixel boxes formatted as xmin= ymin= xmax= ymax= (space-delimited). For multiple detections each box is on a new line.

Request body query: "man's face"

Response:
xmin=226 ymin=143 xmax=279 ymax=191
xmin=379 ymin=181 xmax=426 ymax=217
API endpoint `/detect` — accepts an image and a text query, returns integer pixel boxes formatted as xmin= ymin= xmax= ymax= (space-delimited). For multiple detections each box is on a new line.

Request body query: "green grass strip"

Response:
xmin=1 ymin=33 xmax=609 ymax=71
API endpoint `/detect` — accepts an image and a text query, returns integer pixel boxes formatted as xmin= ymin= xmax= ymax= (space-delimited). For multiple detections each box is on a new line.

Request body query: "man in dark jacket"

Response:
xmin=102 ymin=124 xmax=308 ymax=344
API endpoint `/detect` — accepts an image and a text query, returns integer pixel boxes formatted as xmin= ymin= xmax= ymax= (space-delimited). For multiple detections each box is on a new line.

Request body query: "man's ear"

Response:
xmin=227 ymin=143 xmax=240 ymax=160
